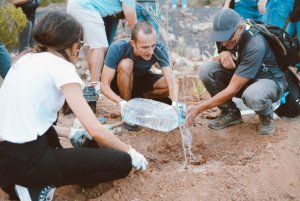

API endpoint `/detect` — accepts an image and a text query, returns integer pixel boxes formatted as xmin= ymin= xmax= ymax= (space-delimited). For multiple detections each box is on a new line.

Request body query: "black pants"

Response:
xmin=0 ymin=127 xmax=132 ymax=192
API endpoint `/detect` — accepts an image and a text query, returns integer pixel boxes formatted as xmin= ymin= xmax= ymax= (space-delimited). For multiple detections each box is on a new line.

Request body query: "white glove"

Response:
xmin=118 ymin=100 xmax=128 ymax=116
xmin=128 ymin=147 xmax=148 ymax=171
xmin=172 ymin=101 xmax=178 ymax=111
xmin=68 ymin=128 xmax=92 ymax=148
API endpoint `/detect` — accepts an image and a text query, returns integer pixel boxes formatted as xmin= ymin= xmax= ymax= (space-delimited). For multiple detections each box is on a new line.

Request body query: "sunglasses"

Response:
xmin=78 ymin=40 xmax=84 ymax=49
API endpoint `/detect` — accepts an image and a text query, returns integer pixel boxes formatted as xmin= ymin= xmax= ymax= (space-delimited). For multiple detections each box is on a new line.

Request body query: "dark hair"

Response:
xmin=131 ymin=21 xmax=155 ymax=42
xmin=29 ymin=11 xmax=83 ymax=62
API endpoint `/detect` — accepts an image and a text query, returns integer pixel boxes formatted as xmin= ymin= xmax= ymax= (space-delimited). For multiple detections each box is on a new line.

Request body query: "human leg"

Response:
xmin=199 ymin=61 xmax=237 ymax=110
xmin=53 ymin=147 xmax=132 ymax=185
xmin=87 ymin=47 xmax=107 ymax=82
xmin=103 ymin=15 xmax=120 ymax=45
xmin=199 ymin=61 xmax=242 ymax=129
xmin=172 ymin=0 xmax=177 ymax=8
xmin=115 ymin=58 xmax=134 ymax=101
xmin=0 ymin=43 xmax=11 ymax=78
xmin=67 ymin=0 xmax=108 ymax=82
xmin=18 ymin=20 xmax=32 ymax=53
xmin=181 ymin=0 xmax=187 ymax=8
xmin=19 ymin=0 xmax=39 ymax=52
xmin=0 ymin=127 xmax=131 ymax=189
xmin=242 ymin=79 xmax=283 ymax=134
xmin=130 ymin=70 xmax=167 ymax=98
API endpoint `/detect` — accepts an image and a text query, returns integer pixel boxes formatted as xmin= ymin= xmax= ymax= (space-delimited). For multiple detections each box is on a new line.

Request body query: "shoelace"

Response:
xmin=38 ymin=186 xmax=54 ymax=201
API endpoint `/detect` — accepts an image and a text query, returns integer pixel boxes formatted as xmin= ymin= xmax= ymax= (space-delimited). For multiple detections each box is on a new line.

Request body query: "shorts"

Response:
xmin=111 ymin=70 xmax=163 ymax=98
xmin=67 ymin=0 xmax=108 ymax=48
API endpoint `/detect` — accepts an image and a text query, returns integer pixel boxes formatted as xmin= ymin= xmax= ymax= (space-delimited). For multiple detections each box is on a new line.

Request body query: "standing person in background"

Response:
xmin=0 ymin=11 xmax=147 ymax=201
xmin=262 ymin=0 xmax=294 ymax=29
xmin=136 ymin=0 xmax=160 ymax=37
xmin=104 ymin=0 xmax=160 ymax=46
xmin=67 ymin=0 xmax=137 ymax=93
xmin=0 ymin=43 xmax=11 ymax=79
xmin=223 ymin=0 xmax=264 ymax=21
xmin=17 ymin=0 xmax=40 ymax=52
xmin=286 ymin=0 xmax=300 ymax=69
xmin=172 ymin=0 xmax=187 ymax=9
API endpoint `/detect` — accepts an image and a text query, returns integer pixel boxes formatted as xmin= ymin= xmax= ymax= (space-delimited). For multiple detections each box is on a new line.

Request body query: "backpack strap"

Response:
xmin=237 ymin=21 xmax=284 ymax=97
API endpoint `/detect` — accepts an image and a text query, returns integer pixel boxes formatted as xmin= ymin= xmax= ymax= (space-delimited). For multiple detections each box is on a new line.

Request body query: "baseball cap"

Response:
xmin=210 ymin=8 xmax=241 ymax=42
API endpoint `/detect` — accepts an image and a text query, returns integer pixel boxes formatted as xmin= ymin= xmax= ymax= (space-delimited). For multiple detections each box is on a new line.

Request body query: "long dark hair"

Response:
xmin=17 ymin=11 xmax=83 ymax=62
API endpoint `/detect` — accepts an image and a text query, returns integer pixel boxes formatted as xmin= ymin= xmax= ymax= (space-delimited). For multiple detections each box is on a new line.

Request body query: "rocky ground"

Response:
xmin=1 ymin=1 xmax=300 ymax=201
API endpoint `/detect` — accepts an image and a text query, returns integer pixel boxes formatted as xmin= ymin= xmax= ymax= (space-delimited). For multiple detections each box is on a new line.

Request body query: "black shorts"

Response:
xmin=111 ymin=70 xmax=163 ymax=98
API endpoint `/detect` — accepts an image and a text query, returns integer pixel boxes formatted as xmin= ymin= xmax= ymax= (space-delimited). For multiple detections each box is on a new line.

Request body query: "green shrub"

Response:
xmin=39 ymin=0 xmax=66 ymax=7
xmin=0 ymin=3 xmax=27 ymax=50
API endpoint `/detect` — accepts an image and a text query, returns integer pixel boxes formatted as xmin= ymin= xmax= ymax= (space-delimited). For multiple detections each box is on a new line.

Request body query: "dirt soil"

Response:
xmin=1 ymin=1 xmax=300 ymax=201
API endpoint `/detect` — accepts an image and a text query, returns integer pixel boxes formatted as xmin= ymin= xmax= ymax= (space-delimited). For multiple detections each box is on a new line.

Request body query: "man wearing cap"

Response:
xmin=185 ymin=8 xmax=287 ymax=135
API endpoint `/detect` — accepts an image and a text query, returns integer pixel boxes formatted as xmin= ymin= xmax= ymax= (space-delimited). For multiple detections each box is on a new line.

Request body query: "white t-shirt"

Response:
xmin=0 ymin=52 xmax=84 ymax=143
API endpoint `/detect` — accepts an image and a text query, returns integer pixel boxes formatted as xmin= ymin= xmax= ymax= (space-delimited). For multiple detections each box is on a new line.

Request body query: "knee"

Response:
xmin=199 ymin=61 xmax=218 ymax=82
xmin=242 ymin=90 xmax=267 ymax=111
xmin=114 ymin=153 xmax=132 ymax=179
xmin=117 ymin=58 xmax=134 ymax=75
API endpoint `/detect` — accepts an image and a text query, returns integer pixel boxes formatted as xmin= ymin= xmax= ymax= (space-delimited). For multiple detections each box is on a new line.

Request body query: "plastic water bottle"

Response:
xmin=122 ymin=98 xmax=179 ymax=132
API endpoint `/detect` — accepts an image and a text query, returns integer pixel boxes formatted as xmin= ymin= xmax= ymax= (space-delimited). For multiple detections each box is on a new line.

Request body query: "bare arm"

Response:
xmin=161 ymin=66 xmax=178 ymax=101
xmin=100 ymin=65 xmax=123 ymax=103
xmin=122 ymin=2 xmax=137 ymax=29
xmin=258 ymin=0 xmax=268 ymax=14
xmin=61 ymin=83 xmax=129 ymax=151
xmin=185 ymin=74 xmax=249 ymax=126
xmin=223 ymin=0 xmax=232 ymax=8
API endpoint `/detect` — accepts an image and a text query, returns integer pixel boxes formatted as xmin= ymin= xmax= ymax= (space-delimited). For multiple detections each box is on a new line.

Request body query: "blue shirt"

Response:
xmin=105 ymin=39 xmax=170 ymax=74
xmin=77 ymin=0 xmax=135 ymax=17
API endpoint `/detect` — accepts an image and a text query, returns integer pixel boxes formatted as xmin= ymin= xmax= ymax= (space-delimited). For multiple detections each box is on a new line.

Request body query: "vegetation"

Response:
xmin=39 ymin=0 xmax=66 ymax=7
xmin=0 ymin=0 xmax=66 ymax=50
xmin=193 ymin=79 xmax=206 ymax=100
xmin=0 ymin=3 xmax=26 ymax=50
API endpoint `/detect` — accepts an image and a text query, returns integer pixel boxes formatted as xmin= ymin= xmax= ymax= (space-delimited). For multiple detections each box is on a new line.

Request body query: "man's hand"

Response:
xmin=258 ymin=0 xmax=267 ymax=14
xmin=185 ymin=104 xmax=200 ymax=127
xmin=128 ymin=147 xmax=148 ymax=171
xmin=218 ymin=51 xmax=236 ymax=70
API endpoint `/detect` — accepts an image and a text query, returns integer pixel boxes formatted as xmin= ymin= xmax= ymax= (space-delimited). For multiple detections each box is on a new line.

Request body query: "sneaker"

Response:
xmin=15 ymin=184 xmax=55 ymax=201
xmin=208 ymin=108 xmax=242 ymax=129
xmin=123 ymin=123 xmax=140 ymax=132
xmin=69 ymin=128 xmax=92 ymax=148
xmin=258 ymin=114 xmax=275 ymax=135
xmin=83 ymin=86 xmax=99 ymax=113
xmin=89 ymin=81 xmax=101 ymax=96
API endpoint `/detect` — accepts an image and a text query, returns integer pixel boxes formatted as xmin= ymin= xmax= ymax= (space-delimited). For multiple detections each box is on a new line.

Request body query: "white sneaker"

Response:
xmin=15 ymin=184 xmax=56 ymax=201
xmin=89 ymin=81 xmax=101 ymax=96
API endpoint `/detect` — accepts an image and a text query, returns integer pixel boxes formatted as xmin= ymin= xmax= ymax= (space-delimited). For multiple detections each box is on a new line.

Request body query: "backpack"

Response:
xmin=242 ymin=20 xmax=300 ymax=117
xmin=245 ymin=19 xmax=299 ymax=71
xmin=218 ymin=20 xmax=300 ymax=117
xmin=275 ymin=68 xmax=300 ymax=117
